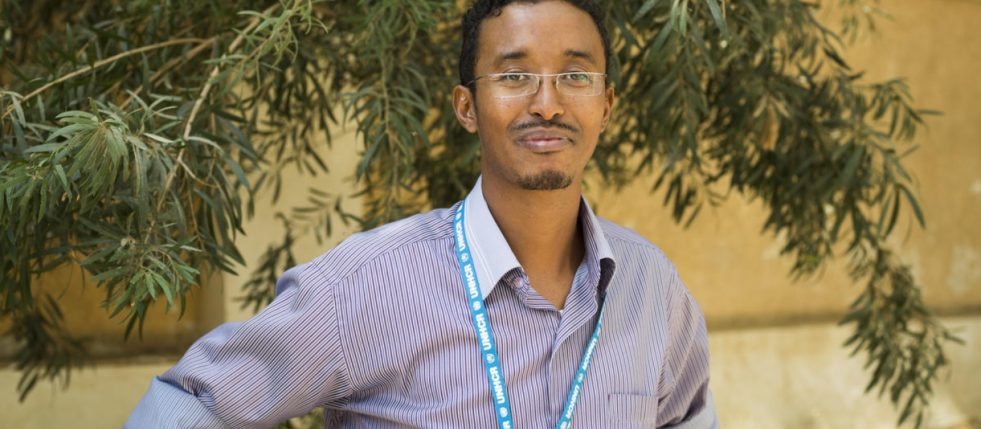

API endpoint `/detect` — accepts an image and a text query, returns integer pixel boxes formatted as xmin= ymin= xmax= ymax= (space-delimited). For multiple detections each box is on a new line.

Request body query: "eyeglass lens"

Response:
xmin=485 ymin=73 xmax=604 ymax=98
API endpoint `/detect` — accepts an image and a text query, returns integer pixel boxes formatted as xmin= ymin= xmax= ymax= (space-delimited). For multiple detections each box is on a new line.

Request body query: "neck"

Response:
xmin=481 ymin=173 xmax=585 ymax=309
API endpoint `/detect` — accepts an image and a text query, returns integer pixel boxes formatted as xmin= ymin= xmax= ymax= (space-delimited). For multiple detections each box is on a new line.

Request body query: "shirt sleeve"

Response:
xmin=656 ymin=268 xmax=717 ymax=428
xmin=126 ymin=263 xmax=352 ymax=428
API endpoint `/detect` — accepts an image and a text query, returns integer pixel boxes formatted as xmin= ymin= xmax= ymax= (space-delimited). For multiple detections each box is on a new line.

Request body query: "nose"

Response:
xmin=527 ymin=76 xmax=565 ymax=121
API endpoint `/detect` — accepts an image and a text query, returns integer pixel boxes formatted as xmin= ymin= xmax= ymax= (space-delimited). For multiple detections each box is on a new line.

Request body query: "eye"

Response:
xmin=496 ymin=73 xmax=530 ymax=82
xmin=559 ymin=72 xmax=594 ymax=87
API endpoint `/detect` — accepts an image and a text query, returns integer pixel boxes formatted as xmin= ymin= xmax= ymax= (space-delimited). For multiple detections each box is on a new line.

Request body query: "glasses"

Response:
xmin=470 ymin=72 xmax=607 ymax=98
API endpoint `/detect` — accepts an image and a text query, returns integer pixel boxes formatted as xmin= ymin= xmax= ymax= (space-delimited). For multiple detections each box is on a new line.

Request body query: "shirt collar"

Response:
xmin=463 ymin=176 xmax=616 ymax=299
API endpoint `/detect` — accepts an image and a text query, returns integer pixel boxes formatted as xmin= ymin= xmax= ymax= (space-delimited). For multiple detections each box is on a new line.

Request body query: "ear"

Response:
xmin=453 ymin=85 xmax=479 ymax=133
xmin=600 ymin=83 xmax=616 ymax=131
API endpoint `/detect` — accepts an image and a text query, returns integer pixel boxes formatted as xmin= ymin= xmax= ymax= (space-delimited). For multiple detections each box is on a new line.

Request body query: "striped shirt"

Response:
xmin=127 ymin=178 xmax=717 ymax=428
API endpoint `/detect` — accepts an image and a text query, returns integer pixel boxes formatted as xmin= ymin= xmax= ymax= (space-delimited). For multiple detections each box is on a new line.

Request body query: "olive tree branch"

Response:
xmin=117 ymin=36 xmax=220 ymax=110
xmin=0 ymin=37 xmax=208 ymax=120
xmin=143 ymin=4 xmax=281 ymax=246
xmin=182 ymin=2 xmax=286 ymax=140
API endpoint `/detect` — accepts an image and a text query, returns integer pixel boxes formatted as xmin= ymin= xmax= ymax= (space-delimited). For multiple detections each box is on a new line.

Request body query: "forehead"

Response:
xmin=475 ymin=1 xmax=604 ymax=71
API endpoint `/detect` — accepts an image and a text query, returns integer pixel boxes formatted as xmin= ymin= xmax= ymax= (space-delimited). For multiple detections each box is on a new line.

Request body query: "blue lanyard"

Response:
xmin=453 ymin=199 xmax=606 ymax=429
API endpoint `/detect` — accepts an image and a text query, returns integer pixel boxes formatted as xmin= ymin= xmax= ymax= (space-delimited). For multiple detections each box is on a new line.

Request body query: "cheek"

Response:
xmin=580 ymin=107 xmax=611 ymax=138
xmin=580 ymin=100 xmax=609 ymax=123
xmin=475 ymin=117 xmax=501 ymax=145
xmin=476 ymin=101 xmax=524 ymax=134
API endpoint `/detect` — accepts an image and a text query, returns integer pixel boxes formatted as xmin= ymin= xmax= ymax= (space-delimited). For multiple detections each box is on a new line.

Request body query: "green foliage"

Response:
xmin=842 ymin=249 xmax=965 ymax=428
xmin=0 ymin=0 xmax=958 ymax=427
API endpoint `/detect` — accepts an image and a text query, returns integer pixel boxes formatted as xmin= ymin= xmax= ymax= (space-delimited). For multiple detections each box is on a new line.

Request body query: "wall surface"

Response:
xmin=0 ymin=361 xmax=172 ymax=428
xmin=710 ymin=317 xmax=981 ymax=428
xmin=2 ymin=0 xmax=979 ymax=428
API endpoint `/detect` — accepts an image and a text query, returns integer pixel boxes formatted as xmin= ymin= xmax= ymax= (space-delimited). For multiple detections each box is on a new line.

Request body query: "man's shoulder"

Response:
xmin=596 ymin=216 xmax=672 ymax=263
xmin=305 ymin=205 xmax=456 ymax=282
xmin=596 ymin=217 xmax=695 ymax=316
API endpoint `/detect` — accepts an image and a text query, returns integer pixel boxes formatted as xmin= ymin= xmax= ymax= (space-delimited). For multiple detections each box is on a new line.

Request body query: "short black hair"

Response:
xmin=459 ymin=0 xmax=611 ymax=89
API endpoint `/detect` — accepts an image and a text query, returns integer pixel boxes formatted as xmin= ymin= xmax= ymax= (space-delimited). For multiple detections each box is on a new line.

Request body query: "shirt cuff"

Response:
xmin=662 ymin=390 xmax=719 ymax=429
xmin=125 ymin=377 xmax=227 ymax=429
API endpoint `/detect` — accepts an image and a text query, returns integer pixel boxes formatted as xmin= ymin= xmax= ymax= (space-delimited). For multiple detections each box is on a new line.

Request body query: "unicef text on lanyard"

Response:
xmin=453 ymin=200 xmax=606 ymax=429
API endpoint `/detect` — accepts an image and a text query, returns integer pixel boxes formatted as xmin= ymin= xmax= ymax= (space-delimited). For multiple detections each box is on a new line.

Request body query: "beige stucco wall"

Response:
xmin=2 ymin=0 xmax=978 ymax=427
xmin=712 ymin=317 xmax=981 ymax=428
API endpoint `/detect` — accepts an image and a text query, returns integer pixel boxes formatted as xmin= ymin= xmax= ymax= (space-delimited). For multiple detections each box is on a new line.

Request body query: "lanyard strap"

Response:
xmin=453 ymin=200 xmax=605 ymax=429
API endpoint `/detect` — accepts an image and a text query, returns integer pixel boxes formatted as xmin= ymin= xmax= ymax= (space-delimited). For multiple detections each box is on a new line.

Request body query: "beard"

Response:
xmin=515 ymin=170 xmax=573 ymax=190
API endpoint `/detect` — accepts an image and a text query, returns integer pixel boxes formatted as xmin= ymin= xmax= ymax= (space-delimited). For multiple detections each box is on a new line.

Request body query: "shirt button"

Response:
xmin=513 ymin=274 xmax=529 ymax=290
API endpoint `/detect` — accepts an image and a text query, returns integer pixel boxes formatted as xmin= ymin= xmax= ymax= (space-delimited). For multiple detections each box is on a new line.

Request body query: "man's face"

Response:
xmin=453 ymin=0 xmax=614 ymax=191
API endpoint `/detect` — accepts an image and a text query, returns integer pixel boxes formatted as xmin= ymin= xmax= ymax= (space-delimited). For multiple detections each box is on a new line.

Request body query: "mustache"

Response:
xmin=509 ymin=118 xmax=579 ymax=135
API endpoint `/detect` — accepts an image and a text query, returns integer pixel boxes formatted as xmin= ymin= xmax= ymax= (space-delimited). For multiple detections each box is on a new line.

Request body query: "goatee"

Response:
xmin=516 ymin=171 xmax=572 ymax=190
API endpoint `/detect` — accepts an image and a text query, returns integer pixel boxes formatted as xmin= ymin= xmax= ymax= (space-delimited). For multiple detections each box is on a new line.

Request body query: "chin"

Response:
xmin=515 ymin=171 xmax=573 ymax=191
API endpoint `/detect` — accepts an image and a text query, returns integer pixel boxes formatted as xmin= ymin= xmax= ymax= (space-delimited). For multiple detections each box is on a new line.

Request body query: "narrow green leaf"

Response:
xmin=703 ymin=0 xmax=730 ymax=36
xmin=833 ymin=145 xmax=863 ymax=191
xmin=23 ymin=143 xmax=62 ymax=154
xmin=141 ymin=272 xmax=157 ymax=300
xmin=898 ymin=184 xmax=926 ymax=228
xmin=633 ymin=0 xmax=662 ymax=22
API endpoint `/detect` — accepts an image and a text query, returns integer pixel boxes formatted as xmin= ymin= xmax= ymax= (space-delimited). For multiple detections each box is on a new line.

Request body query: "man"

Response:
xmin=128 ymin=0 xmax=716 ymax=427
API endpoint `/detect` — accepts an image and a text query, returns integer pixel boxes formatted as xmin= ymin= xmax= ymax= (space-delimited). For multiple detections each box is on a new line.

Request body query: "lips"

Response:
xmin=515 ymin=130 xmax=573 ymax=153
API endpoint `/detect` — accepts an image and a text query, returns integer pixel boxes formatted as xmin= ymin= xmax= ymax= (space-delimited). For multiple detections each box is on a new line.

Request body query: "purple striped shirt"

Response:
xmin=127 ymin=178 xmax=717 ymax=428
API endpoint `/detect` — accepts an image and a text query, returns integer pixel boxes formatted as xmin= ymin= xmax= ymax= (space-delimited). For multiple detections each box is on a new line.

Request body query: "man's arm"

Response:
xmin=126 ymin=264 xmax=352 ymax=428
xmin=656 ymin=269 xmax=719 ymax=429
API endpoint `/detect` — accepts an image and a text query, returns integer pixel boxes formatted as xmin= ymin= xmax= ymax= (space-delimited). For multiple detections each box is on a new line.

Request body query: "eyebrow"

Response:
xmin=493 ymin=50 xmax=528 ymax=66
xmin=492 ymin=49 xmax=599 ymax=67
xmin=564 ymin=49 xmax=598 ymax=66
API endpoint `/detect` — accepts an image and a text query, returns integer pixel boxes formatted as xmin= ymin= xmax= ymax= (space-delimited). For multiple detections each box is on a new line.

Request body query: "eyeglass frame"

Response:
xmin=467 ymin=72 xmax=609 ymax=98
